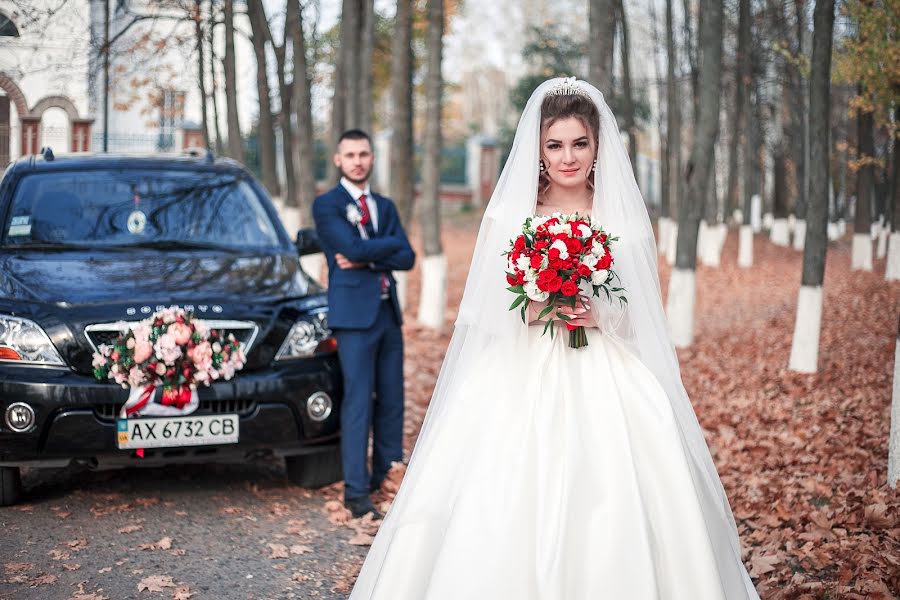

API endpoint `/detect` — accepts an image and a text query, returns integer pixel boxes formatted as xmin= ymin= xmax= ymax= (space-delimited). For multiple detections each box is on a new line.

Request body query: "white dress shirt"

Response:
xmin=340 ymin=177 xmax=378 ymax=233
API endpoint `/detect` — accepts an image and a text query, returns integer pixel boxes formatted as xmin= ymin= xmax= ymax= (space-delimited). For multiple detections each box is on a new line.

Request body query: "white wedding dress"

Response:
xmin=349 ymin=327 xmax=758 ymax=599
xmin=349 ymin=78 xmax=759 ymax=599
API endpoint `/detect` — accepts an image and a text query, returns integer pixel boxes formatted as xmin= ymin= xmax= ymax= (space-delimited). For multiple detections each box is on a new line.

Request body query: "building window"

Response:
xmin=158 ymin=89 xmax=185 ymax=151
xmin=0 ymin=14 xmax=20 ymax=37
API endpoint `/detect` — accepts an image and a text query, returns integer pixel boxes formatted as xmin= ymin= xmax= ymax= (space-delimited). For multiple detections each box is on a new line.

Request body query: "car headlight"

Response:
xmin=275 ymin=311 xmax=335 ymax=360
xmin=0 ymin=315 xmax=65 ymax=366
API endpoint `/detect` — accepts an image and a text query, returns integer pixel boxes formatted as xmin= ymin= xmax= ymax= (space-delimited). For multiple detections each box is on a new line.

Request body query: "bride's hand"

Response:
xmin=556 ymin=295 xmax=598 ymax=329
xmin=529 ymin=295 xmax=598 ymax=329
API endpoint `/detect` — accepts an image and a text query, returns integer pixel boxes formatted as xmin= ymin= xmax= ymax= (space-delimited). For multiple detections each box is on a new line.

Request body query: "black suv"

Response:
xmin=0 ymin=150 xmax=343 ymax=505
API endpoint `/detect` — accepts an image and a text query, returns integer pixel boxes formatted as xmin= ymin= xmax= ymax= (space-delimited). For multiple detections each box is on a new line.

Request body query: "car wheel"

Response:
xmin=285 ymin=446 xmax=343 ymax=489
xmin=0 ymin=467 xmax=23 ymax=506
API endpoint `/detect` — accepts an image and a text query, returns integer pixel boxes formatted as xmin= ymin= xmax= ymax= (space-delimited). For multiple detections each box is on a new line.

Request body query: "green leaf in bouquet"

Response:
xmin=538 ymin=304 xmax=554 ymax=320
xmin=541 ymin=317 xmax=553 ymax=337
xmin=509 ymin=295 xmax=527 ymax=310
xmin=555 ymin=311 xmax=572 ymax=322
xmin=506 ymin=284 xmax=525 ymax=293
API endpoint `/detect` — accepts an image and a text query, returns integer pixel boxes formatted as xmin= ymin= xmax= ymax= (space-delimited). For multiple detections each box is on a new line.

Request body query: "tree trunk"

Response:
xmin=194 ymin=0 xmax=211 ymax=148
xmin=247 ymin=0 xmax=280 ymax=197
xmin=418 ymin=0 xmax=445 ymax=331
xmin=726 ymin=0 xmax=750 ymax=223
xmin=887 ymin=102 xmax=900 ymax=280
xmin=208 ymin=1 xmax=224 ymax=156
xmin=588 ymin=0 xmax=615 ymax=92
xmin=329 ymin=3 xmax=347 ymax=184
xmin=274 ymin=2 xmax=296 ymax=208
xmin=789 ymin=0 xmax=834 ymax=373
xmin=665 ymin=0 xmax=682 ymax=222
xmin=793 ymin=0 xmax=808 ymax=222
xmin=292 ymin=0 xmax=316 ymax=227
xmin=668 ymin=0 xmax=724 ymax=348
xmin=615 ymin=0 xmax=637 ymax=174
xmin=223 ymin=0 xmax=243 ymax=161
xmin=341 ymin=0 xmax=361 ymax=129
xmin=854 ymin=93 xmax=875 ymax=270
xmin=683 ymin=0 xmax=700 ymax=127
xmin=359 ymin=0 xmax=375 ymax=133
xmin=390 ymin=0 xmax=414 ymax=225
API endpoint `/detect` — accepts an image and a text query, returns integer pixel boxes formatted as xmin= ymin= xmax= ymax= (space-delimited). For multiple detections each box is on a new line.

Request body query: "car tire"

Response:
xmin=285 ymin=446 xmax=343 ymax=489
xmin=0 ymin=467 xmax=23 ymax=506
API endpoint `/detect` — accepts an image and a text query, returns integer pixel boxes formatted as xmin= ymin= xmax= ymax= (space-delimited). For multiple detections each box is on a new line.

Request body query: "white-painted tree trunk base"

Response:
xmin=763 ymin=212 xmax=774 ymax=232
xmin=889 ymin=336 xmax=900 ymax=488
xmin=299 ymin=252 xmax=327 ymax=286
xmin=886 ymin=233 xmax=900 ymax=281
xmin=770 ymin=219 xmax=790 ymax=246
xmin=698 ymin=221 xmax=710 ymax=266
xmin=751 ymin=195 xmax=762 ymax=232
xmin=827 ymin=222 xmax=841 ymax=241
xmin=279 ymin=206 xmax=301 ymax=237
xmin=792 ymin=219 xmax=806 ymax=252
xmin=788 ymin=213 xmax=797 ymax=232
xmin=416 ymin=254 xmax=447 ymax=330
xmin=738 ymin=225 xmax=754 ymax=267
xmin=394 ymin=270 xmax=409 ymax=312
xmin=700 ymin=223 xmax=726 ymax=267
xmin=838 ymin=219 xmax=847 ymax=237
xmin=657 ymin=217 xmax=672 ymax=255
xmin=876 ymin=226 xmax=888 ymax=259
xmin=733 ymin=208 xmax=743 ymax=224
xmin=665 ymin=268 xmax=696 ymax=348
xmin=788 ymin=286 xmax=823 ymax=373
xmin=851 ymin=233 xmax=873 ymax=271
xmin=666 ymin=223 xmax=678 ymax=266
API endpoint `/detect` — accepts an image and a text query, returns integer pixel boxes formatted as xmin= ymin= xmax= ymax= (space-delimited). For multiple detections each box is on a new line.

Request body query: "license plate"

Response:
xmin=116 ymin=415 xmax=239 ymax=449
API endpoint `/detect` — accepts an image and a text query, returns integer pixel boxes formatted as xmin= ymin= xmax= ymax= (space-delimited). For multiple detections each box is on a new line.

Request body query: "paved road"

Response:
xmin=1 ymin=461 xmax=367 ymax=599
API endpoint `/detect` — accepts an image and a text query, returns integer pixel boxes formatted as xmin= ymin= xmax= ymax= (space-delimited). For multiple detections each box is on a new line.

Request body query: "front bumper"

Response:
xmin=0 ymin=356 xmax=342 ymax=467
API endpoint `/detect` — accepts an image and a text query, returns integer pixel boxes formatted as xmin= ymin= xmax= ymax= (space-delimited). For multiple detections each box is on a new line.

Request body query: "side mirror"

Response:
xmin=295 ymin=227 xmax=321 ymax=255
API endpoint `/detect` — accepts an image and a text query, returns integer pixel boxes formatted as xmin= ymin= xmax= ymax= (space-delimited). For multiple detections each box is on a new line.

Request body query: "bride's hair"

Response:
xmin=537 ymin=93 xmax=601 ymax=201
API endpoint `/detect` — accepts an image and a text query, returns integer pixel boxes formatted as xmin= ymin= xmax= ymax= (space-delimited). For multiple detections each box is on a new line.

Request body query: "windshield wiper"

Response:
xmin=8 ymin=242 xmax=127 ymax=252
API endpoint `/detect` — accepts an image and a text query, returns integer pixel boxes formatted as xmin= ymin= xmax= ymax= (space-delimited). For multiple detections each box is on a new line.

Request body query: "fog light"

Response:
xmin=5 ymin=402 xmax=35 ymax=432
xmin=306 ymin=392 xmax=333 ymax=422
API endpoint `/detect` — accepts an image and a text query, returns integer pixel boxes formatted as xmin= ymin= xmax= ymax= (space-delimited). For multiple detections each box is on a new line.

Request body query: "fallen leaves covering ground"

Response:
xmin=370 ymin=215 xmax=900 ymax=598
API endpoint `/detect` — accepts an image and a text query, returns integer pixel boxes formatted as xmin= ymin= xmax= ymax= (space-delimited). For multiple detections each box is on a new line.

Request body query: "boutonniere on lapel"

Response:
xmin=346 ymin=202 xmax=370 ymax=239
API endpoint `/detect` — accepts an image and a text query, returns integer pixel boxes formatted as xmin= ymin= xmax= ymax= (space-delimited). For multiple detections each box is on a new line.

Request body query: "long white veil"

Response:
xmin=352 ymin=77 xmax=756 ymax=597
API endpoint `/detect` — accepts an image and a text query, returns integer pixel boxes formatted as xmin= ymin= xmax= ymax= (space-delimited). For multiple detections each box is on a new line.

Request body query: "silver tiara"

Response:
xmin=546 ymin=77 xmax=592 ymax=99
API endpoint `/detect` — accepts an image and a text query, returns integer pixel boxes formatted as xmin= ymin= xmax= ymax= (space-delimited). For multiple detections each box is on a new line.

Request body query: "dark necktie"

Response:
xmin=358 ymin=194 xmax=389 ymax=297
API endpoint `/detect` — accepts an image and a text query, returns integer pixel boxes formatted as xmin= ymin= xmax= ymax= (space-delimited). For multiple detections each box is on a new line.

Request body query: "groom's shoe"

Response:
xmin=345 ymin=495 xmax=383 ymax=520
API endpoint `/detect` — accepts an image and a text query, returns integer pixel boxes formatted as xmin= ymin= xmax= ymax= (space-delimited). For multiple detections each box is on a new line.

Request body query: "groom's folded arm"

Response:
xmin=369 ymin=203 xmax=416 ymax=272
xmin=313 ymin=200 xmax=406 ymax=263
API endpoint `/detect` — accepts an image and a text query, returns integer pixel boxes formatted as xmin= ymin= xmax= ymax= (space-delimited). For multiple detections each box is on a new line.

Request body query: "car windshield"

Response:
xmin=3 ymin=168 xmax=282 ymax=250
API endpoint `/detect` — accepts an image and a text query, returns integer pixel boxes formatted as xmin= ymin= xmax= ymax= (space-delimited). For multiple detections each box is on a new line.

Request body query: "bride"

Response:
xmin=348 ymin=78 xmax=760 ymax=599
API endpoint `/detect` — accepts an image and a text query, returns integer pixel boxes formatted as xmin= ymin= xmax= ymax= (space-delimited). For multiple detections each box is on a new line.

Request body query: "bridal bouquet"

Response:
xmin=92 ymin=307 xmax=246 ymax=418
xmin=503 ymin=213 xmax=626 ymax=348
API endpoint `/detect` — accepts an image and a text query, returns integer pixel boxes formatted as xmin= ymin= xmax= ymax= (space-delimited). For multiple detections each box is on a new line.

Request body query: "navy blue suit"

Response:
xmin=312 ymin=184 xmax=415 ymax=500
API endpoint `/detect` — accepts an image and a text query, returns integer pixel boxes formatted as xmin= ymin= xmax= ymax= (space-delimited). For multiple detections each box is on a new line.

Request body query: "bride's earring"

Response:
xmin=592 ymin=159 xmax=597 ymax=172
xmin=539 ymin=159 xmax=546 ymax=173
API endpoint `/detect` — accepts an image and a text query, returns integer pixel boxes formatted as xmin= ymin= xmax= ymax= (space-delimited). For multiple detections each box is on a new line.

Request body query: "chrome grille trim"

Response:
xmin=93 ymin=398 xmax=258 ymax=422
xmin=84 ymin=319 xmax=259 ymax=356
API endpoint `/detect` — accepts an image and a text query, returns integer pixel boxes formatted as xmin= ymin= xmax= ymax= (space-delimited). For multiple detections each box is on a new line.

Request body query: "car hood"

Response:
xmin=0 ymin=249 xmax=314 ymax=305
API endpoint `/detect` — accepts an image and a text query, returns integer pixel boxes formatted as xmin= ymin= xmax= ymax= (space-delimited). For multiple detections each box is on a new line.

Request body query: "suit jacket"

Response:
xmin=312 ymin=185 xmax=415 ymax=329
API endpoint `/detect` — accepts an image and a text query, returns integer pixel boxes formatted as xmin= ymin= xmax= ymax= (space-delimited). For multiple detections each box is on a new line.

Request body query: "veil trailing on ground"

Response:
xmin=352 ymin=78 xmax=756 ymax=597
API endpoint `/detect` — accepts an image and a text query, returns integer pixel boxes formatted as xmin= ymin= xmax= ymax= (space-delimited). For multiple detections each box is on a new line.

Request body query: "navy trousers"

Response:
xmin=333 ymin=300 xmax=405 ymax=500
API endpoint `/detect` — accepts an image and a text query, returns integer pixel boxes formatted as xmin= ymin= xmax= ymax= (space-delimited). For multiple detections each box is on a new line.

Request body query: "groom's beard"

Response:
xmin=340 ymin=165 xmax=372 ymax=187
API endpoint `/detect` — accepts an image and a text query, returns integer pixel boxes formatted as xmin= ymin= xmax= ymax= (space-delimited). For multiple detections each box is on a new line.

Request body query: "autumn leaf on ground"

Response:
xmin=49 ymin=549 xmax=72 ymax=561
xmin=4 ymin=562 xmax=34 ymax=574
xmin=66 ymin=539 xmax=89 ymax=551
xmin=347 ymin=532 xmax=374 ymax=546
xmin=267 ymin=543 xmax=289 ymax=559
xmin=289 ymin=544 xmax=312 ymax=555
xmin=133 ymin=497 xmax=160 ymax=508
xmin=138 ymin=537 xmax=173 ymax=551
xmin=63 ymin=563 xmax=81 ymax=571
xmin=29 ymin=573 xmax=58 ymax=586
xmin=69 ymin=582 xmax=110 ymax=600
xmin=172 ymin=585 xmax=194 ymax=600
xmin=118 ymin=522 xmax=144 ymax=534
xmin=219 ymin=506 xmax=242 ymax=515
xmin=137 ymin=575 xmax=175 ymax=593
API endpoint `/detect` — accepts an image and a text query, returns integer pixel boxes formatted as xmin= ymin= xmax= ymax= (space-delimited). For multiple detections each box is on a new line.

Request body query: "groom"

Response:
xmin=312 ymin=129 xmax=415 ymax=519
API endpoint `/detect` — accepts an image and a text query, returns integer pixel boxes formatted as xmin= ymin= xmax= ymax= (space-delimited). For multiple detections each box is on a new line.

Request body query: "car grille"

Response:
xmin=93 ymin=398 xmax=258 ymax=422
xmin=83 ymin=320 xmax=260 ymax=356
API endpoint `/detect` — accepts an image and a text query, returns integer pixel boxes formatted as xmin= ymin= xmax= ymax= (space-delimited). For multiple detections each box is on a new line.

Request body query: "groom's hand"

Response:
xmin=335 ymin=253 xmax=367 ymax=270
